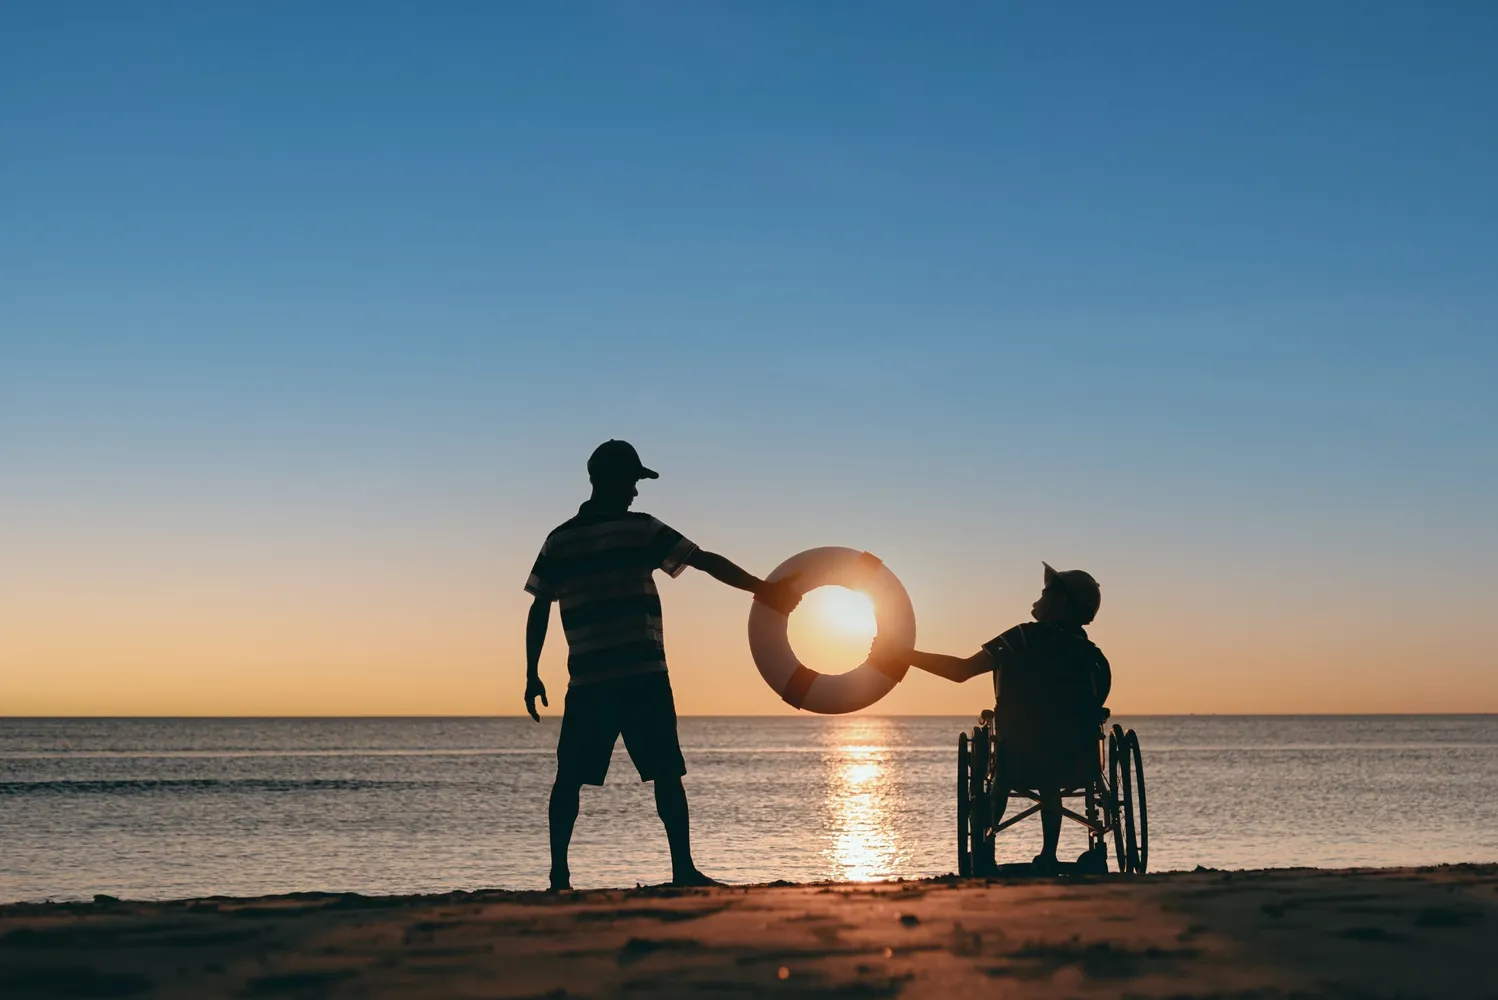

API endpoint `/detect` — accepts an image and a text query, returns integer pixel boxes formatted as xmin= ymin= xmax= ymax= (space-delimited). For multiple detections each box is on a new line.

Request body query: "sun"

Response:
xmin=811 ymin=586 xmax=877 ymax=636
xmin=785 ymin=586 xmax=879 ymax=674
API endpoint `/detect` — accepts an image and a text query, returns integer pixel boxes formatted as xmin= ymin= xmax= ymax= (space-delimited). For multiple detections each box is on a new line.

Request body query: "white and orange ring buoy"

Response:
xmin=748 ymin=546 xmax=917 ymax=714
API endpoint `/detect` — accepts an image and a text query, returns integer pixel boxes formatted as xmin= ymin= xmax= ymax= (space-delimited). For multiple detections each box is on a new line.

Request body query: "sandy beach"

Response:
xmin=2 ymin=865 xmax=1494 ymax=999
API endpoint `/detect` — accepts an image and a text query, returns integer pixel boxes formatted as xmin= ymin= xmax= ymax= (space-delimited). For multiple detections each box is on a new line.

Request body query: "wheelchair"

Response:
xmin=957 ymin=710 xmax=1148 ymax=875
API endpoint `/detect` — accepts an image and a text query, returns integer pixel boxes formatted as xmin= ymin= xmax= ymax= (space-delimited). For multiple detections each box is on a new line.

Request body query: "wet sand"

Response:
xmin=2 ymin=865 xmax=1495 ymax=998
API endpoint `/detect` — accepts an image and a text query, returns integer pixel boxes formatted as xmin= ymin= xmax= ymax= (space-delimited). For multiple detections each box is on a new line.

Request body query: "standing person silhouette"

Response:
xmin=523 ymin=440 xmax=801 ymax=891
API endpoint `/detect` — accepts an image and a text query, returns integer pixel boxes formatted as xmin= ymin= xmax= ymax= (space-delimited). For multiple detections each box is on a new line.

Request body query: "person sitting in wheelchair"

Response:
xmin=874 ymin=562 xmax=1110 ymax=872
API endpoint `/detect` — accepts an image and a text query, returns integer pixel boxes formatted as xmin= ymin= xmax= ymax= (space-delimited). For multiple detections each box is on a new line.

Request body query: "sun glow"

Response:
xmin=807 ymin=586 xmax=877 ymax=637
xmin=785 ymin=586 xmax=879 ymax=675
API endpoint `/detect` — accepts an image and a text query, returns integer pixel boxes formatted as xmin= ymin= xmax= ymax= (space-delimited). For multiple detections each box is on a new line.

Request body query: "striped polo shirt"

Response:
xmin=525 ymin=502 xmax=699 ymax=686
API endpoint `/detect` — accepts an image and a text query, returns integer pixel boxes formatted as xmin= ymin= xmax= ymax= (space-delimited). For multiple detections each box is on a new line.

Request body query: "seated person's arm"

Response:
xmin=873 ymin=636 xmax=993 ymax=683
xmin=1094 ymin=654 xmax=1112 ymax=707
xmin=911 ymin=648 xmax=995 ymax=682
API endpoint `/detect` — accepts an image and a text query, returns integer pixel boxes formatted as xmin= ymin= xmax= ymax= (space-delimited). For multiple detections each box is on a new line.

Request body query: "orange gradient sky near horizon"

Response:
xmin=4 ymin=462 xmax=1494 ymax=717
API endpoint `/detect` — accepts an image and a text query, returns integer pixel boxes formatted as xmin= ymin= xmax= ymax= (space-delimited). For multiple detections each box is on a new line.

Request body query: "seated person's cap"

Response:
xmin=588 ymin=439 xmax=659 ymax=482
xmin=1044 ymin=562 xmax=1101 ymax=613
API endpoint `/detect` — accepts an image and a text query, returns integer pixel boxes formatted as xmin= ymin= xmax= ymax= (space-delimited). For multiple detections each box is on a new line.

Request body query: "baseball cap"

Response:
xmin=1043 ymin=562 xmax=1101 ymax=617
xmin=587 ymin=439 xmax=659 ymax=483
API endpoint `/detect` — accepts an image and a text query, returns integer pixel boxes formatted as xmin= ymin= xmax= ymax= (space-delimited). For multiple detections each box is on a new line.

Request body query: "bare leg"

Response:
xmin=983 ymin=789 xmax=1009 ymax=876
xmin=1035 ymin=789 xmax=1062 ymax=867
xmin=654 ymin=776 xmax=719 ymax=885
xmin=548 ymin=778 xmax=581 ymax=890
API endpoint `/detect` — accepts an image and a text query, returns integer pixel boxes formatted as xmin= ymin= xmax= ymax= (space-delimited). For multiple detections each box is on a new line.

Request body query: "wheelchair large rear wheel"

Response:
xmin=968 ymin=725 xmax=991 ymax=875
xmin=1109 ymin=724 xmax=1147 ymax=873
xmin=1107 ymin=726 xmax=1128 ymax=872
xmin=956 ymin=732 xmax=971 ymax=876
xmin=1126 ymin=729 xmax=1149 ymax=873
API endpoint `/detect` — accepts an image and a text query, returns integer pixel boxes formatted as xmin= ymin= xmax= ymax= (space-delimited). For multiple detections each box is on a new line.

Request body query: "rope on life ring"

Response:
xmin=748 ymin=546 xmax=917 ymax=715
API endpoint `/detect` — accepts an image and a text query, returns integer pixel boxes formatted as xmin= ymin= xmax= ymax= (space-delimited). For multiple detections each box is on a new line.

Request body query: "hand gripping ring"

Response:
xmin=748 ymin=546 xmax=916 ymax=714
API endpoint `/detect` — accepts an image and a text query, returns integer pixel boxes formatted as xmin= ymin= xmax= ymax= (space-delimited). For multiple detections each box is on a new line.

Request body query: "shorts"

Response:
xmin=556 ymin=672 xmax=687 ymax=786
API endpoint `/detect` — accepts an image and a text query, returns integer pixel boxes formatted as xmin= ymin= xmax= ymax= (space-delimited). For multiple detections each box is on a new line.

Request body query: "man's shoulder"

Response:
xmin=544 ymin=515 xmax=583 ymax=542
xmin=545 ymin=510 xmax=656 ymax=543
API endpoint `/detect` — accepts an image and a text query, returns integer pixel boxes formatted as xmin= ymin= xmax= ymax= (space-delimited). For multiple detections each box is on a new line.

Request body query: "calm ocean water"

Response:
xmin=1 ymin=715 xmax=1495 ymax=902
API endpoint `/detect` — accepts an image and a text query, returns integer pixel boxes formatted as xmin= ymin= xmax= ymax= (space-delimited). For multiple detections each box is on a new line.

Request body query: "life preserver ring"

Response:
xmin=748 ymin=546 xmax=916 ymax=714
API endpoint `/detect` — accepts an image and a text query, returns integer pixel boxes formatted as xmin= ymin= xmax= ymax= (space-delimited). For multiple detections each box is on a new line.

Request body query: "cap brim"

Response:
xmin=637 ymin=467 xmax=659 ymax=480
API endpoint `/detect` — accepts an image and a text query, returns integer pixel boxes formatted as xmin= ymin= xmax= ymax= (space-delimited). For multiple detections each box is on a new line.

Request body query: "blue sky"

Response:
xmin=3 ymin=3 xmax=1495 ymax=714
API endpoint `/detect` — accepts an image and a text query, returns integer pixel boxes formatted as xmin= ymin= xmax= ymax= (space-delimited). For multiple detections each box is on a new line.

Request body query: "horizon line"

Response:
xmin=4 ymin=712 xmax=1496 ymax=721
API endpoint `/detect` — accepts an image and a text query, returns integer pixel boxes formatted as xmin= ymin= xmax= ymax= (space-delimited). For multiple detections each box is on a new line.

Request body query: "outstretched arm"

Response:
xmin=871 ymin=635 xmax=993 ymax=683
xmin=909 ymin=649 xmax=994 ymax=683
xmin=685 ymin=550 xmax=802 ymax=612
xmin=686 ymin=550 xmax=760 ymax=591
xmin=524 ymin=595 xmax=551 ymax=721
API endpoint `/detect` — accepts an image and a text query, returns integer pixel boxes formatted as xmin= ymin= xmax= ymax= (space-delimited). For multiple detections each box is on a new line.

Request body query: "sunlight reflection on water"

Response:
xmin=823 ymin=722 xmax=904 ymax=882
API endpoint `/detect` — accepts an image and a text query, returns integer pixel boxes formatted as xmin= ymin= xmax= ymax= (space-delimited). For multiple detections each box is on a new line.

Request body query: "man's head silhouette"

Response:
xmin=587 ymin=440 xmax=658 ymax=510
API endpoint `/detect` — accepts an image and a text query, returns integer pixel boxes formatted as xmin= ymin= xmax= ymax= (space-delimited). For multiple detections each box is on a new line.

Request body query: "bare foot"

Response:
xmin=548 ymin=871 xmax=573 ymax=892
xmin=670 ymin=869 xmax=725 ymax=888
xmin=1030 ymin=852 xmax=1061 ymax=876
xmin=1076 ymin=847 xmax=1109 ymax=875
